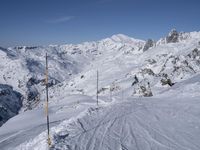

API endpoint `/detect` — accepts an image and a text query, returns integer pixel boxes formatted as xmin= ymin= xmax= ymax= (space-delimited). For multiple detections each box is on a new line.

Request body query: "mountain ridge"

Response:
xmin=0 ymin=29 xmax=200 ymax=149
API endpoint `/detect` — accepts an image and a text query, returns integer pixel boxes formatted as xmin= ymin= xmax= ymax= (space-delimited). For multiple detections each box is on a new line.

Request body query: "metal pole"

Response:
xmin=45 ymin=53 xmax=51 ymax=147
xmin=122 ymin=90 xmax=124 ymax=101
xmin=110 ymin=88 xmax=112 ymax=102
xmin=97 ymin=70 xmax=99 ymax=106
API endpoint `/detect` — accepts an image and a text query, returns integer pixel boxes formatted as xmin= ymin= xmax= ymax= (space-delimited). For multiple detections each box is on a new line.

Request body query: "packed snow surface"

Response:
xmin=0 ymin=30 xmax=200 ymax=149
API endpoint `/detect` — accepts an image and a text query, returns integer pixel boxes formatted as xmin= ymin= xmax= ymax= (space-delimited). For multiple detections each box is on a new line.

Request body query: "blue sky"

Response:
xmin=0 ymin=0 xmax=200 ymax=47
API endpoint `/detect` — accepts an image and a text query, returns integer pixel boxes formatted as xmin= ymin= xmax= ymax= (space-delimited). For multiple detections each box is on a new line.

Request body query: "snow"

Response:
xmin=13 ymin=95 xmax=200 ymax=150
xmin=0 ymin=30 xmax=200 ymax=149
xmin=0 ymin=95 xmax=96 ymax=150
xmin=50 ymin=97 xmax=200 ymax=150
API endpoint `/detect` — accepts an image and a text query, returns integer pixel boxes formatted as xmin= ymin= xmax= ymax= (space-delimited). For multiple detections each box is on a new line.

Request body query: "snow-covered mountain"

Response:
xmin=0 ymin=29 xmax=200 ymax=150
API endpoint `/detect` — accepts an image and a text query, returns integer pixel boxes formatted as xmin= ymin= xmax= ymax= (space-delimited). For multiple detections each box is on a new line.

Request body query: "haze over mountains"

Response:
xmin=0 ymin=29 xmax=200 ymax=150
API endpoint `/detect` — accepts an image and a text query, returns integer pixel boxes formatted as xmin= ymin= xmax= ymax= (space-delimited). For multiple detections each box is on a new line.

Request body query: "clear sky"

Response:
xmin=0 ymin=0 xmax=200 ymax=47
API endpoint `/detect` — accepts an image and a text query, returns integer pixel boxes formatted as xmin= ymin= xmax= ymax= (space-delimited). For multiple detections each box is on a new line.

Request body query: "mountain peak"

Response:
xmin=166 ymin=29 xmax=179 ymax=43
xmin=168 ymin=28 xmax=178 ymax=35
xmin=108 ymin=34 xmax=145 ymax=44
xmin=111 ymin=34 xmax=130 ymax=39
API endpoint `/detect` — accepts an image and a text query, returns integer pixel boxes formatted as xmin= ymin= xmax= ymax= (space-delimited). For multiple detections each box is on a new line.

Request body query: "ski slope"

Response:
xmin=51 ymin=97 xmax=200 ymax=150
xmin=13 ymin=72 xmax=200 ymax=150
xmin=0 ymin=95 xmax=97 ymax=150
xmin=0 ymin=30 xmax=200 ymax=149
xmin=14 ymin=94 xmax=200 ymax=150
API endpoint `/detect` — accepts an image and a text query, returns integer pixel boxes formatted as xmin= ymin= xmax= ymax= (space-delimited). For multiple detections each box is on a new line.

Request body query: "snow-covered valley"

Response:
xmin=0 ymin=29 xmax=200 ymax=150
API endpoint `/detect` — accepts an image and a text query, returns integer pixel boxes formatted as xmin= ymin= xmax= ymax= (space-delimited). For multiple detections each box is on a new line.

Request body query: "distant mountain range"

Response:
xmin=0 ymin=29 xmax=200 ymax=150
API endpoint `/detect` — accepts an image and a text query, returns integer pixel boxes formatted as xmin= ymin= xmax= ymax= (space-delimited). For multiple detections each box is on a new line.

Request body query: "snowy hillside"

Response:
xmin=0 ymin=29 xmax=200 ymax=150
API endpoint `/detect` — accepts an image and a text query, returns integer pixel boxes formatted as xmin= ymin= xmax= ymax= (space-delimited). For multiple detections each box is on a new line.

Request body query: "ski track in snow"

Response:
xmin=48 ymin=98 xmax=200 ymax=150
xmin=0 ymin=31 xmax=200 ymax=149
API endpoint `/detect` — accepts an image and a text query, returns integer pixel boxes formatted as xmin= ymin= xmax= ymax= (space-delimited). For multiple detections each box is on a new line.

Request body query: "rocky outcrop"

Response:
xmin=143 ymin=39 xmax=154 ymax=51
xmin=166 ymin=29 xmax=179 ymax=43
xmin=160 ymin=78 xmax=174 ymax=86
xmin=187 ymin=48 xmax=200 ymax=59
xmin=133 ymin=80 xmax=153 ymax=97
xmin=0 ymin=84 xmax=22 ymax=126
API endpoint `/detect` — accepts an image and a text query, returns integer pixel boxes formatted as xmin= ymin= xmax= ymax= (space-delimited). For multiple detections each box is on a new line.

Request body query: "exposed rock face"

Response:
xmin=25 ymin=76 xmax=60 ymax=110
xmin=160 ymin=78 xmax=174 ymax=87
xmin=0 ymin=84 xmax=22 ymax=126
xmin=131 ymin=75 xmax=139 ymax=86
xmin=133 ymin=80 xmax=153 ymax=97
xmin=143 ymin=39 xmax=154 ymax=51
xmin=187 ymin=48 xmax=200 ymax=59
xmin=0 ymin=47 xmax=17 ymax=59
xmin=138 ymin=83 xmax=153 ymax=97
xmin=25 ymin=77 xmax=40 ymax=110
xmin=140 ymin=68 xmax=155 ymax=76
xmin=166 ymin=29 xmax=179 ymax=43
xmin=0 ymin=47 xmax=7 ymax=52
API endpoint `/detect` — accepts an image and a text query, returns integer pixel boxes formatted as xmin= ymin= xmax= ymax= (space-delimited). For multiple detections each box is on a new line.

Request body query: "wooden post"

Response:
xmin=45 ymin=53 xmax=51 ymax=147
xmin=96 ymin=70 xmax=99 ymax=106
xmin=122 ymin=90 xmax=124 ymax=101
xmin=110 ymin=87 xmax=112 ymax=102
